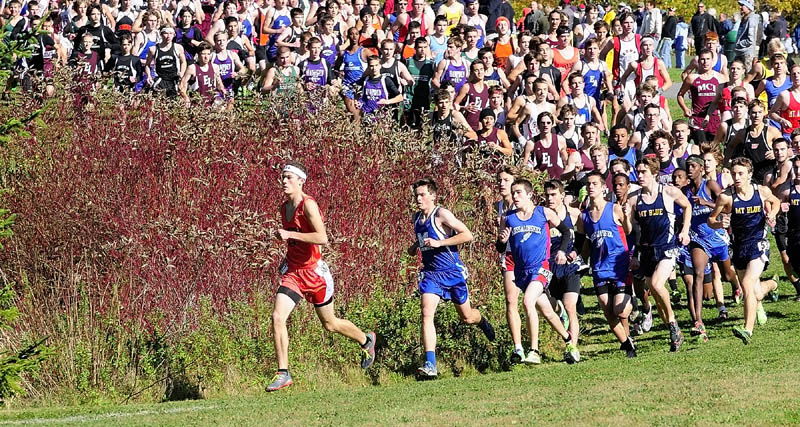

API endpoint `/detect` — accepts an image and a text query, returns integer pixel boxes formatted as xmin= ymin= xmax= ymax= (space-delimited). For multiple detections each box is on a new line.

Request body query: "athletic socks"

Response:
xmin=515 ymin=345 xmax=524 ymax=353
xmin=278 ymin=368 xmax=289 ymax=374
xmin=718 ymin=305 xmax=727 ymax=314
xmin=425 ymin=351 xmax=436 ymax=366
xmin=793 ymin=280 xmax=800 ymax=295
xmin=478 ymin=317 xmax=496 ymax=341
xmin=361 ymin=334 xmax=372 ymax=348
xmin=669 ymin=279 xmax=678 ymax=292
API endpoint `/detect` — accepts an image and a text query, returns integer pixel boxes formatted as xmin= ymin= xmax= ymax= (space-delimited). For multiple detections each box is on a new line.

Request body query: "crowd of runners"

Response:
xmin=4 ymin=0 xmax=800 ymax=392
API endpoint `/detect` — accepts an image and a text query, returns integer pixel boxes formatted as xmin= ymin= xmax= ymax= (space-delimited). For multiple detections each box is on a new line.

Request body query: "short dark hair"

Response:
xmin=511 ymin=179 xmax=533 ymax=193
xmin=413 ymin=178 xmax=438 ymax=194
xmin=612 ymin=172 xmax=630 ymax=184
xmin=544 ymin=179 xmax=565 ymax=193
xmin=611 ymin=123 xmax=629 ymax=134
xmin=585 ymin=170 xmax=606 ymax=183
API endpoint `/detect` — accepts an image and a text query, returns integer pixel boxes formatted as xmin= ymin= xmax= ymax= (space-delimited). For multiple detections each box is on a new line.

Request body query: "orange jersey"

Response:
xmin=281 ymin=195 xmax=322 ymax=270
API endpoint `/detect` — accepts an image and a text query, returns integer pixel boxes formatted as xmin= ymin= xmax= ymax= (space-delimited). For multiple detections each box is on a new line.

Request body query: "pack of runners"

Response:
xmin=4 ymin=0 xmax=800 ymax=391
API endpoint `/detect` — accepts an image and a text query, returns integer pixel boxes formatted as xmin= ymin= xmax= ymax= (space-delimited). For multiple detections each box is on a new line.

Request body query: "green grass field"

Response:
xmin=1 ymin=246 xmax=799 ymax=425
xmin=2 ymin=72 xmax=799 ymax=426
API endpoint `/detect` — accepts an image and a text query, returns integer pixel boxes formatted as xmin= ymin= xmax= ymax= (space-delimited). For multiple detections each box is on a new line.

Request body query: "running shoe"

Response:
xmin=768 ymin=276 xmax=780 ymax=302
xmin=417 ymin=361 xmax=438 ymax=378
xmin=631 ymin=322 xmax=643 ymax=336
xmin=266 ymin=371 xmax=293 ymax=392
xmin=690 ymin=321 xmax=701 ymax=337
xmin=564 ymin=343 xmax=580 ymax=364
xmin=510 ymin=348 xmax=525 ymax=364
xmin=670 ymin=289 xmax=681 ymax=304
xmin=642 ymin=308 xmax=653 ymax=332
xmin=718 ymin=307 xmax=729 ymax=320
xmin=621 ymin=337 xmax=637 ymax=358
xmin=523 ymin=350 xmax=541 ymax=365
xmin=669 ymin=322 xmax=684 ymax=352
xmin=732 ymin=326 xmax=752 ymax=345
xmin=557 ymin=300 xmax=569 ymax=331
xmin=794 ymin=294 xmax=800 ymax=302
xmin=576 ymin=256 xmax=590 ymax=275
xmin=630 ymin=307 xmax=641 ymax=323
xmin=698 ymin=323 xmax=709 ymax=343
xmin=756 ymin=303 xmax=768 ymax=325
xmin=733 ymin=288 xmax=742 ymax=305
xmin=361 ymin=331 xmax=376 ymax=369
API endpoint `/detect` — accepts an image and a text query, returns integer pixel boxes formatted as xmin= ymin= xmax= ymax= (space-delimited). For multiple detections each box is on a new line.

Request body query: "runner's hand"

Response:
xmin=276 ymin=228 xmax=291 ymax=241
xmin=423 ymin=237 xmax=440 ymax=248
xmin=499 ymin=227 xmax=511 ymax=243
xmin=678 ymin=231 xmax=690 ymax=246
xmin=767 ymin=213 xmax=777 ymax=228
xmin=720 ymin=213 xmax=731 ymax=229
xmin=555 ymin=250 xmax=567 ymax=265
xmin=765 ymin=150 xmax=775 ymax=160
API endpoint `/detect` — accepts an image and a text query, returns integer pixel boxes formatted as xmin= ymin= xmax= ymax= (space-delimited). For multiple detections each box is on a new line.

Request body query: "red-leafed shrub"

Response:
xmin=0 ymin=85 xmax=548 ymax=403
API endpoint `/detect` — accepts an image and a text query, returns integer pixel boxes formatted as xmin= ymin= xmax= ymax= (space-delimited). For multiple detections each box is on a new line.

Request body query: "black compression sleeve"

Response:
xmin=555 ymin=221 xmax=573 ymax=253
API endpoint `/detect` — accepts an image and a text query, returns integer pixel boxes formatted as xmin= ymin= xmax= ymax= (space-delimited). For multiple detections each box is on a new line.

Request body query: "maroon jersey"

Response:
xmin=461 ymin=82 xmax=489 ymax=131
xmin=690 ymin=73 xmax=722 ymax=134
xmin=531 ymin=133 xmax=564 ymax=178
xmin=195 ymin=63 xmax=216 ymax=102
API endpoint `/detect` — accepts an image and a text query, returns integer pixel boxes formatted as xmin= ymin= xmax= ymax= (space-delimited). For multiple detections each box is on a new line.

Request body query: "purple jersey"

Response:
xmin=299 ymin=58 xmax=331 ymax=87
xmin=360 ymin=75 xmax=399 ymax=115
xmin=195 ymin=63 xmax=216 ymax=102
xmin=690 ymin=74 xmax=721 ymax=134
xmin=213 ymin=52 xmax=234 ymax=90
xmin=441 ymin=59 xmax=467 ymax=92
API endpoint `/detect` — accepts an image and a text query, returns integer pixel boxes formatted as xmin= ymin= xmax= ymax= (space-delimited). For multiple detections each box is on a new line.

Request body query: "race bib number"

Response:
xmin=538 ymin=267 xmax=553 ymax=283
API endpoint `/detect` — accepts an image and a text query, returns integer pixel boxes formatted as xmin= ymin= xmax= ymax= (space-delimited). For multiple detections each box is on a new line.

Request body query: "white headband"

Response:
xmin=283 ymin=165 xmax=307 ymax=180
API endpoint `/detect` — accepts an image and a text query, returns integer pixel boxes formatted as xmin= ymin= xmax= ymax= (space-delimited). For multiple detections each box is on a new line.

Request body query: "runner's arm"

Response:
xmin=279 ymin=199 xmax=329 ymax=245
xmin=707 ymin=192 xmax=732 ymax=229
xmin=658 ymin=58 xmax=671 ymax=92
xmin=760 ymin=184 xmax=780 ymax=225
xmin=768 ymin=93 xmax=791 ymax=130
xmin=675 ymin=76 xmax=693 ymax=117
xmin=430 ymin=208 xmax=473 ymax=247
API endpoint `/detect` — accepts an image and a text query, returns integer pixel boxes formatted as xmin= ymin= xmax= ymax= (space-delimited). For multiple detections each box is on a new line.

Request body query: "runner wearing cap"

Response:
xmin=267 ymin=161 xmax=376 ymax=392
xmin=491 ymin=17 xmax=516 ymax=71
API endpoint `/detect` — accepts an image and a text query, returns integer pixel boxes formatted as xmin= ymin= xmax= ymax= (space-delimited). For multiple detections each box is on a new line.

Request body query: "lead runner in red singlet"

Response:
xmin=267 ymin=161 xmax=376 ymax=392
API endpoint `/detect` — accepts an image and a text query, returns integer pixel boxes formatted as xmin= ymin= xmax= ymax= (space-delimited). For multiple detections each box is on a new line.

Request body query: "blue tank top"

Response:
xmin=441 ymin=60 xmax=467 ymax=92
xmin=582 ymin=202 xmax=630 ymax=282
xmin=635 ymin=185 xmax=676 ymax=248
xmin=429 ymin=35 xmax=448 ymax=63
xmin=414 ymin=207 xmax=463 ymax=271
xmin=731 ymin=187 xmax=767 ymax=245
xmin=788 ymin=185 xmax=800 ymax=239
xmin=713 ymin=54 xmax=722 ymax=72
xmin=341 ymin=48 xmax=366 ymax=85
xmin=582 ymin=61 xmax=604 ymax=101
xmin=138 ymin=36 xmax=157 ymax=60
xmin=765 ymin=76 xmax=792 ymax=128
xmin=608 ymin=148 xmax=639 ymax=182
xmin=506 ymin=206 xmax=551 ymax=271
xmin=567 ymin=94 xmax=591 ymax=126
xmin=267 ymin=12 xmax=292 ymax=58
xmin=485 ymin=68 xmax=501 ymax=87
xmin=361 ymin=76 xmax=389 ymax=114
xmin=687 ymin=180 xmax=729 ymax=247
xmin=549 ymin=211 xmax=574 ymax=259
xmin=765 ymin=76 xmax=792 ymax=108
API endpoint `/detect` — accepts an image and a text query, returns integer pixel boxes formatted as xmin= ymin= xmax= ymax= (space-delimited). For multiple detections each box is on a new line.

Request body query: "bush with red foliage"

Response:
xmin=0 ymin=86 xmax=548 ymax=399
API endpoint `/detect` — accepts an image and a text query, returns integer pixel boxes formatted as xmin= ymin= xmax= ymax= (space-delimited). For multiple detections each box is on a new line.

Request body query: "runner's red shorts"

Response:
xmin=279 ymin=260 xmax=334 ymax=306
